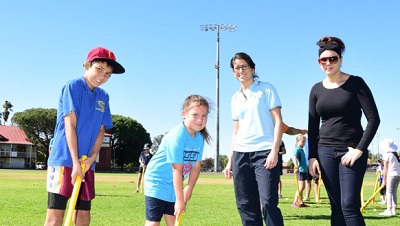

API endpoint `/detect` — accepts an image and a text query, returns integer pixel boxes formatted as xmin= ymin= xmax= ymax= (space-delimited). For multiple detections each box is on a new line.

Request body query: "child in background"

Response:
xmin=292 ymin=135 xmax=308 ymax=208
xmin=134 ymin=143 xmax=153 ymax=193
xmin=379 ymin=138 xmax=400 ymax=217
xmin=144 ymin=95 xmax=212 ymax=226
xmin=376 ymin=158 xmax=386 ymax=204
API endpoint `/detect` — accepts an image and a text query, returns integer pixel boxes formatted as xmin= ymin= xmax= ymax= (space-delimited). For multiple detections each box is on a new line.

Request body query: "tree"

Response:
xmin=287 ymin=158 xmax=295 ymax=169
xmin=219 ymin=154 xmax=228 ymax=170
xmin=150 ymin=133 xmax=165 ymax=154
xmin=11 ymin=108 xmax=57 ymax=162
xmin=201 ymin=157 xmax=214 ymax=171
xmin=2 ymin=100 xmax=13 ymax=125
xmin=107 ymin=115 xmax=151 ymax=170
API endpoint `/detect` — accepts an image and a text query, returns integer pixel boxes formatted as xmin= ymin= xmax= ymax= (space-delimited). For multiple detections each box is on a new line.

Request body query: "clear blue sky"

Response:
xmin=1 ymin=1 xmax=399 ymax=162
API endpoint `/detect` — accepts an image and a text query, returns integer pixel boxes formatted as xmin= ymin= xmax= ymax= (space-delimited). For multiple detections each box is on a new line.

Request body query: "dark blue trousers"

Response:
xmin=318 ymin=146 xmax=368 ymax=226
xmin=232 ymin=150 xmax=284 ymax=226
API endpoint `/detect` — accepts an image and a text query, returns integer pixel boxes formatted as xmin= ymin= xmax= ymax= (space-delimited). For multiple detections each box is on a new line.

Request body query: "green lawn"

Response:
xmin=0 ymin=170 xmax=398 ymax=225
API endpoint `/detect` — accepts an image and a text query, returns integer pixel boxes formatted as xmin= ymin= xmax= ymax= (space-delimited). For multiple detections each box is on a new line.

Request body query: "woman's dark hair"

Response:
xmin=182 ymin=95 xmax=212 ymax=145
xmin=230 ymin=52 xmax=258 ymax=78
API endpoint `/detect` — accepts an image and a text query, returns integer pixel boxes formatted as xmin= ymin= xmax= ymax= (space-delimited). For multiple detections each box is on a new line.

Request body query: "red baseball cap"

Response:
xmin=85 ymin=47 xmax=125 ymax=74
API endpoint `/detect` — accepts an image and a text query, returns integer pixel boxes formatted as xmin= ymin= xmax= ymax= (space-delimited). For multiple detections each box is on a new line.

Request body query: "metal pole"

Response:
xmin=200 ymin=24 xmax=236 ymax=172
xmin=215 ymin=27 xmax=220 ymax=172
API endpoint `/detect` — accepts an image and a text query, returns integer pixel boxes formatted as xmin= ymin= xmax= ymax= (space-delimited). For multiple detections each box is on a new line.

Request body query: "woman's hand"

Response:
xmin=264 ymin=151 xmax=278 ymax=169
xmin=341 ymin=147 xmax=363 ymax=167
xmin=308 ymin=158 xmax=321 ymax=177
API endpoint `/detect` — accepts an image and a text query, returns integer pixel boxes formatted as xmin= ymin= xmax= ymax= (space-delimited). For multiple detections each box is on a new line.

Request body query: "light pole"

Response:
xmin=201 ymin=24 xmax=236 ymax=172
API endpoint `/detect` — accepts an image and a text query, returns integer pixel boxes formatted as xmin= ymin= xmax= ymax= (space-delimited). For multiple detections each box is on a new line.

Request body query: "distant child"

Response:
xmin=376 ymin=158 xmax=386 ymax=204
xmin=134 ymin=143 xmax=153 ymax=193
xmin=45 ymin=47 xmax=125 ymax=226
xmin=143 ymin=95 xmax=212 ymax=226
xmin=379 ymin=138 xmax=400 ymax=217
xmin=278 ymin=140 xmax=286 ymax=198
xmin=292 ymin=135 xmax=308 ymax=208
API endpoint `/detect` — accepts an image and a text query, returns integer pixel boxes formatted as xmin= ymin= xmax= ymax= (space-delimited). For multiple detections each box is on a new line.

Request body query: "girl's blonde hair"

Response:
xmin=296 ymin=135 xmax=306 ymax=145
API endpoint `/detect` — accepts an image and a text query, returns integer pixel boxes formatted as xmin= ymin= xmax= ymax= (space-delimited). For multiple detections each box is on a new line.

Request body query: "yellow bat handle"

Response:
xmin=64 ymin=155 xmax=87 ymax=226
xmin=372 ymin=171 xmax=381 ymax=204
xmin=175 ymin=212 xmax=183 ymax=226
xmin=360 ymin=185 xmax=385 ymax=212
xmin=316 ymin=173 xmax=322 ymax=203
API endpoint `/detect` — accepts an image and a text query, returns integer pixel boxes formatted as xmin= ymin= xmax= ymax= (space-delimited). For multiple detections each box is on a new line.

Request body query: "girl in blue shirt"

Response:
xmin=144 ymin=95 xmax=212 ymax=226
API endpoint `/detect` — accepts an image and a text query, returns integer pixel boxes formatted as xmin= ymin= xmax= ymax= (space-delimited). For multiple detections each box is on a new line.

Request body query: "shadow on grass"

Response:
xmin=96 ymin=194 xmax=133 ymax=198
xmin=284 ymin=214 xmax=331 ymax=221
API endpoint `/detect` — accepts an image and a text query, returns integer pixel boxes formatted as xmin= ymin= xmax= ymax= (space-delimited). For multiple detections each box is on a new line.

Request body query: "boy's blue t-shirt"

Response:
xmin=144 ymin=123 xmax=204 ymax=202
xmin=293 ymin=146 xmax=308 ymax=173
xmin=48 ymin=77 xmax=113 ymax=168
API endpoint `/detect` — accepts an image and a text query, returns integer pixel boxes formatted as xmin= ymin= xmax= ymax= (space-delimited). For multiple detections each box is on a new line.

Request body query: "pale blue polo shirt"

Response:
xmin=48 ymin=76 xmax=113 ymax=169
xmin=144 ymin=123 xmax=204 ymax=202
xmin=231 ymin=78 xmax=281 ymax=152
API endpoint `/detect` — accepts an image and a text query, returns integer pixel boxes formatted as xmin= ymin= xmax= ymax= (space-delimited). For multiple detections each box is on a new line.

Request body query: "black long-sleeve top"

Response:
xmin=308 ymin=75 xmax=380 ymax=159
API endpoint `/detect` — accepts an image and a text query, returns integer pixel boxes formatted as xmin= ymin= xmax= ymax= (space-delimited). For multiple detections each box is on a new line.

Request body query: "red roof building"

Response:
xmin=0 ymin=125 xmax=36 ymax=168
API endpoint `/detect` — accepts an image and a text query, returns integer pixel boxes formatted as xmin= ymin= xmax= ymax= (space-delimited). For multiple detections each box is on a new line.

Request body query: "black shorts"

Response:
xmin=298 ymin=172 xmax=308 ymax=181
xmin=145 ymin=196 xmax=174 ymax=222
xmin=48 ymin=193 xmax=91 ymax=211
xmin=306 ymin=172 xmax=319 ymax=184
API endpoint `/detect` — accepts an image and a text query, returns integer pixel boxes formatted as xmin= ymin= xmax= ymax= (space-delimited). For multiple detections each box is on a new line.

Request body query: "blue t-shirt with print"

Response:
xmin=144 ymin=123 xmax=204 ymax=202
xmin=48 ymin=77 xmax=113 ymax=168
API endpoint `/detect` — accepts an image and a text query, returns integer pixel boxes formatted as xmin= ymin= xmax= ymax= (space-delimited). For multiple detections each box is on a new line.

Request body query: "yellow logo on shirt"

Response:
xmin=96 ymin=100 xmax=105 ymax=112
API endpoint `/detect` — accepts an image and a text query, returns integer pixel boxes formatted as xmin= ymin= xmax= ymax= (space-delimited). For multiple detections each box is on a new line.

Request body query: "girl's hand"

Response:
xmin=174 ymin=199 xmax=186 ymax=217
xmin=341 ymin=147 xmax=363 ymax=167
xmin=223 ymin=160 xmax=233 ymax=179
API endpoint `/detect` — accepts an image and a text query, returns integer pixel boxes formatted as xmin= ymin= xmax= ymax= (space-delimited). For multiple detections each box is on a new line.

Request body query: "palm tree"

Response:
xmin=3 ymin=101 xmax=13 ymax=125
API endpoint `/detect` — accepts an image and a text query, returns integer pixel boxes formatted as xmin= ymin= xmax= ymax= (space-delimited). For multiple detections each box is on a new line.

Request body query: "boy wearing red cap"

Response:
xmin=44 ymin=47 xmax=125 ymax=226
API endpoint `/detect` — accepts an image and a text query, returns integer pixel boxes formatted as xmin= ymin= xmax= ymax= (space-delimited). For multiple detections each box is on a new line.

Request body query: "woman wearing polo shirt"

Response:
xmin=223 ymin=52 xmax=284 ymax=226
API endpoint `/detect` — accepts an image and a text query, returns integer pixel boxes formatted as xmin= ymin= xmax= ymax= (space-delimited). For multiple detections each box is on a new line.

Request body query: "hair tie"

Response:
xmin=316 ymin=41 xmax=342 ymax=57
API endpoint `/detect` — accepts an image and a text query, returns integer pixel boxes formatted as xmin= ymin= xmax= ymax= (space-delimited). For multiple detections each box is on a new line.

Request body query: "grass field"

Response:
xmin=0 ymin=170 xmax=398 ymax=226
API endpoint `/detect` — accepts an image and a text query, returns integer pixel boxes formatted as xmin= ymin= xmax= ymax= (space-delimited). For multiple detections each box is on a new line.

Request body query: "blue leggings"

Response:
xmin=318 ymin=146 xmax=367 ymax=226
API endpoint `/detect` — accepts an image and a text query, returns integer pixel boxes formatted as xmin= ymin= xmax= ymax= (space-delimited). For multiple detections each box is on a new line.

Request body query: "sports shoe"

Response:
xmin=303 ymin=197 xmax=310 ymax=201
xmin=379 ymin=210 xmax=394 ymax=216
xmin=300 ymin=203 xmax=309 ymax=207
xmin=291 ymin=203 xmax=300 ymax=208
xmin=278 ymin=194 xmax=283 ymax=199
xmin=134 ymin=189 xmax=139 ymax=193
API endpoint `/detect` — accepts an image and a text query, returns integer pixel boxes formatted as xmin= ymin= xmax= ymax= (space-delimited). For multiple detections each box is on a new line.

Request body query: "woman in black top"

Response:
xmin=308 ymin=36 xmax=380 ymax=226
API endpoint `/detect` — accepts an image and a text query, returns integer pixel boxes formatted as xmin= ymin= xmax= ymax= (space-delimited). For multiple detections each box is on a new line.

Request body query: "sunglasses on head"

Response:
xmin=318 ymin=56 xmax=339 ymax=64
